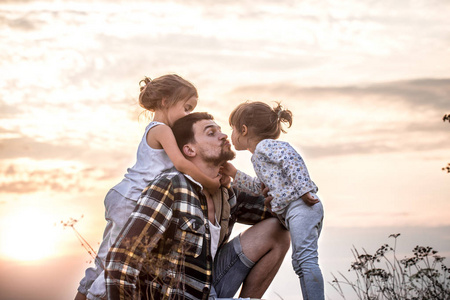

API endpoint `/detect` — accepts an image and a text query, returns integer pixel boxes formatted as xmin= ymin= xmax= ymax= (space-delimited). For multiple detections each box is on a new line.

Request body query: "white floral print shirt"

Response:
xmin=233 ymin=139 xmax=318 ymax=214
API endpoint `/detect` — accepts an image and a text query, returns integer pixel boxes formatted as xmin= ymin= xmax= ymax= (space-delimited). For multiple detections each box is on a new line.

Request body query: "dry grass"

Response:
xmin=330 ymin=233 xmax=450 ymax=300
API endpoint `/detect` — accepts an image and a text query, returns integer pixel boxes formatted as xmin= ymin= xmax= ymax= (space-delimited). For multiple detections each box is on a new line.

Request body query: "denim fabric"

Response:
xmin=210 ymin=235 xmax=255 ymax=300
xmin=282 ymin=197 xmax=324 ymax=300
xmin=77 ymin=189 xmax=136 ymax=300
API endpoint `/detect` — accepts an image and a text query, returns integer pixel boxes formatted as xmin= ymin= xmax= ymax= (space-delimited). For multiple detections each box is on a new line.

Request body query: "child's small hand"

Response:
xmin=220 ymin=174 xmax=231 ymax=188
xmin=220 ymin=162 xmax=237 ymax=179
xmin=301 ymin=192 xmax=320 ymax=206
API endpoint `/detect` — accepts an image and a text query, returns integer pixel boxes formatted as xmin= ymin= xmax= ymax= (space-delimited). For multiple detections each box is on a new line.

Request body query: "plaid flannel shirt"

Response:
xmin=105 ymin=167 xmax=272 ymax=300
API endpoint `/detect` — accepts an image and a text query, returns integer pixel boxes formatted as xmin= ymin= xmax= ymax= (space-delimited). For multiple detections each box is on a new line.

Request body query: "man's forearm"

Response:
xmin=233 ymin=189 xmax=272 ymax=224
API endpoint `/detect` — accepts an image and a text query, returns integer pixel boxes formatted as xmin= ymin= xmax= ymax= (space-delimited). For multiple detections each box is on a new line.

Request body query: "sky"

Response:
xmin=0 ymin=0 xmax=449 ymax=299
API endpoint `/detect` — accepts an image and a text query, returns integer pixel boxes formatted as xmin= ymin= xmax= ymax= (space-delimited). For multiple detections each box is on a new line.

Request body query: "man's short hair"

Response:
xmin=172 ymin=112 xmax=214 ymax=151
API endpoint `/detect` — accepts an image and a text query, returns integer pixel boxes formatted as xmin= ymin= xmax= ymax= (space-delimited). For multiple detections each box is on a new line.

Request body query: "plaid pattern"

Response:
xmin=106 ymin=167 xmax=272 ymax=300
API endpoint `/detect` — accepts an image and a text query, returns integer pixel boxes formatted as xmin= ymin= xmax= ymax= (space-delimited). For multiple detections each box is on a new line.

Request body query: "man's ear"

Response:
xmin=182 ymin=143 xmax=196 ymax=158
xmin=241 ymin=124 xmax=248 ymax=136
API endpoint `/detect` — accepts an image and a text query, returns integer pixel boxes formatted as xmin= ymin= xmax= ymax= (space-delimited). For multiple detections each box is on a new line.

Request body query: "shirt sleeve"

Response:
xmin=106 ymin=178 xmax=175 ymax=300
xmin=232 ymin=169 xmax=263 ymax=195
xmin=231 ymin=188 xmax=274 ymax=225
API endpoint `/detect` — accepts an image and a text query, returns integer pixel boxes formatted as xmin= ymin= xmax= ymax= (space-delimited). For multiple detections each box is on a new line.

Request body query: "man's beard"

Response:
xmin=203 ymin=146 xmax=236 ymax=166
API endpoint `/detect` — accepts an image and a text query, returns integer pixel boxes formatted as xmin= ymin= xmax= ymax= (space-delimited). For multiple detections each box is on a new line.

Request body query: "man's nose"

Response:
xmin=219 ymin=132 xmax=228 ymax=140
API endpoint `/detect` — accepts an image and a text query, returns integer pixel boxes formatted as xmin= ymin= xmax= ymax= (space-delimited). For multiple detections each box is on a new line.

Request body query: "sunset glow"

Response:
xmin=1 ymin=0 xmax=449 ymax=299
xmin=0 ymin=208 xmax=57 ymax=261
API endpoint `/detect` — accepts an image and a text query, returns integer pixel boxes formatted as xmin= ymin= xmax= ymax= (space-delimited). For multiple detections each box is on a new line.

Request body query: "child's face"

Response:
xmin=230 ymin=126 xmax=246 ymax=151
xmin=166 ymin=96 xmax=198 ymax=127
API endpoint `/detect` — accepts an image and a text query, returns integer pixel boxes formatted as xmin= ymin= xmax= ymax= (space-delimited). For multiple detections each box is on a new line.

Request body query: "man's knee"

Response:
xmin=264 ymin=218 xmax=290 ymax=252
xmin=240 ymin=218 xmax=290 ymax=262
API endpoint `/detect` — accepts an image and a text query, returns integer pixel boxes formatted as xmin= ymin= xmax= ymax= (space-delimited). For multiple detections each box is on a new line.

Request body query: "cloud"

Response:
xmin=0 ymin=167 xmax=81 ymax=194
xmin=1 ymin=1 xmax=448 ymax=162
xmin=0 ymin=135 xmax=132 ymax=170
xmin=0 ymin=102 xmax=22 ymax=118
xmin=229 ymin=78 xmax=450 ymax=111
xmin=0 ymin=0 xmax=34 ymax=3
xmin=2 ymin=0 xmax=449 ymax=94
xmin=0 ymin=137 xmax=75 ymax=160
xmin=302 ymin=138 xmax=448 ymax=158
xmin=4 ymin=15 xmax=38 ymax=31
xmin=350 ymin=79 xmax=450 ymax=111
xmin=0 ymin=162 xmax=121 ymax=194
xmin=224 ymin=78 xmax=450 ymax=158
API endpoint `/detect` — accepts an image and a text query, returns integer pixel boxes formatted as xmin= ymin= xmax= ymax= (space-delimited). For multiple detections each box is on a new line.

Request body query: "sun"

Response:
xmin=0 ymin=208 xmax=58 ymax=261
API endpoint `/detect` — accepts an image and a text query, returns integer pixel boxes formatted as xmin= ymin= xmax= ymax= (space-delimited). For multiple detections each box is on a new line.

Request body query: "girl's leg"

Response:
xmin=284 ymin=199 xmax=324 ymax=300
xmin=78 ymin=190 xmax=136 ymax=300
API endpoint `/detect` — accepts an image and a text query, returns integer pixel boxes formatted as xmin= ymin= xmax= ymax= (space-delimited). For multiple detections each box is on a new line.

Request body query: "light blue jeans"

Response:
xmin=77 ymin=189 xmax=136 ymax=300
xmin=281 ymin=197 xmax=324 ymax=300
xmin=209 ymin=235 xmax=255 ymax=300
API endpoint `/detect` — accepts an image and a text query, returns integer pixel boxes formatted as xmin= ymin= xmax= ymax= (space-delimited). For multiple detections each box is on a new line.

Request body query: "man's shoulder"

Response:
xmin=143 ymin=168 xmax=198 ymax=193
xmin=155 ymin=167 xmax=184 ymax=181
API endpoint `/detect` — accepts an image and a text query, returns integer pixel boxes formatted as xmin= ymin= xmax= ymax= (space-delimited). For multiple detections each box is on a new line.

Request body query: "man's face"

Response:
xmin=191 ymin=119 xmax=235 ymax=166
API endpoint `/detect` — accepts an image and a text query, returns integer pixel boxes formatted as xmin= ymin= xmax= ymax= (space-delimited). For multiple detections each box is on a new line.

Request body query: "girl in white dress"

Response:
xmin=76 ymin=74 xmax=221 ymax=300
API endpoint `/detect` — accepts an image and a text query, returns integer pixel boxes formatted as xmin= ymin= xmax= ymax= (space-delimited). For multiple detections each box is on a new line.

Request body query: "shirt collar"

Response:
xmin=184 ymin=174 xmax=204 ymax=190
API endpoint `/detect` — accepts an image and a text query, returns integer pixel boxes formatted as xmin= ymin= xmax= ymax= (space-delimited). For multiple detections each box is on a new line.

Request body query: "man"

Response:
xmin=105 ymin=112 xmax=289 ymax=300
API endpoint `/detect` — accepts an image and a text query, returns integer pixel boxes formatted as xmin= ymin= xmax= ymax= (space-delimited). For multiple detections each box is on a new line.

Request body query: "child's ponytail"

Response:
xmin=139 ymin=77 xmax=152 ymax=92
xmin=229 ymin=101 xmax=293 ymax=140
xmin=273 ymin=102 xmax=292 ymax=133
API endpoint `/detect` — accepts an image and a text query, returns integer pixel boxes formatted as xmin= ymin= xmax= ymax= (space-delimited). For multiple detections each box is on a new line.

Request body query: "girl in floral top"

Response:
xmin=222 ymin=101 xmax=325 ymax=300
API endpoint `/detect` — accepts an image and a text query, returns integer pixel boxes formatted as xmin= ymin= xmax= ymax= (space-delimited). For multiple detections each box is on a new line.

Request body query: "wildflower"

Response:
xmin=330 ymin=233 xmax=450 ymax=300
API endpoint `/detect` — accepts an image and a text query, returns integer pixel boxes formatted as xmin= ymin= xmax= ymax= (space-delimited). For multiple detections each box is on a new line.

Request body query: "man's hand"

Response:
xmin=301 ymin=192 xmax=320 ymax=206
xmin=261 ymin=184 xmax=276 ymax=216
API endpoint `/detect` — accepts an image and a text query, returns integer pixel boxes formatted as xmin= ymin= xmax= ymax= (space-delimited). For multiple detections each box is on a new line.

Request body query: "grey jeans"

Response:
xmin=77 ymin=189 xmax=136 ymax=300
xmin=282 ymin=198 xmax=324 ymax=300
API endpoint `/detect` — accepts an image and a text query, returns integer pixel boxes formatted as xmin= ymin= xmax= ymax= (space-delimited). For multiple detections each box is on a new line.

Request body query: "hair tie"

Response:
xmin=277 ymin=110 xmax=283 ymax=119
xmin=139 ymin=77 xmax=153 ymax=91
xmin=142 ymin=78 xmax=152 ymax=92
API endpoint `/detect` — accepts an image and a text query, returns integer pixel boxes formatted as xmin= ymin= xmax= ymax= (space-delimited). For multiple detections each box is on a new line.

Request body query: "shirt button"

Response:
xmin=207 ymin=254 xmax=213 ymax=261
xmin=203 ymin=287 xmax=210 ymax=293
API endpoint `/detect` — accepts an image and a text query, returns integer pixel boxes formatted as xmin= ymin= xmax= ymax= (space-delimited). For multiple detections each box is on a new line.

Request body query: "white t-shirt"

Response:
xmin=208 ymin=217 xmax=221 ymax=260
